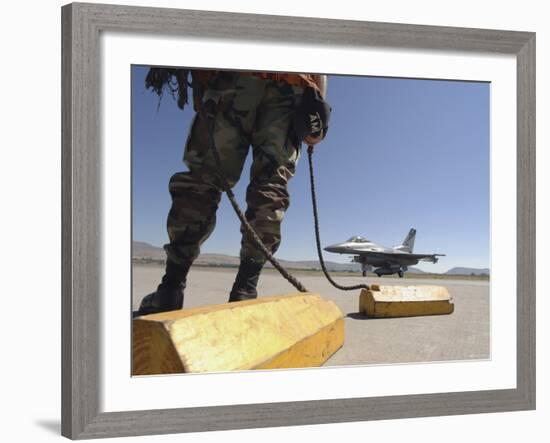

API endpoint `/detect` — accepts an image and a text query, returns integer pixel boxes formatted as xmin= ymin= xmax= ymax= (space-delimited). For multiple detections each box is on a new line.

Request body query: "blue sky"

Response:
xmin=132 ymin=66 xmax=490 ymax=273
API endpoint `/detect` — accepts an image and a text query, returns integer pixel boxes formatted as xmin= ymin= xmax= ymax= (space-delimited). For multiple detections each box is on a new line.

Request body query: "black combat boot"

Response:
xmin=228 ymin=259 xmax=264 ymax=302
xmin=134 ymin=260 xmax=191 ymax=316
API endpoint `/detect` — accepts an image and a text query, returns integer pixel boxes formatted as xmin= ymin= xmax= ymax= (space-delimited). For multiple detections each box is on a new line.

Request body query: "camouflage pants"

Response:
xmin=164 ymin=72 xmax=304 ymax=266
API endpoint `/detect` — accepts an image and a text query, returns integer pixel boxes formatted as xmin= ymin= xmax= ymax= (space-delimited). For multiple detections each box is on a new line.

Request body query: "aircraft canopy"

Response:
xmin=347 ymin=236 xmax=370 ymax=243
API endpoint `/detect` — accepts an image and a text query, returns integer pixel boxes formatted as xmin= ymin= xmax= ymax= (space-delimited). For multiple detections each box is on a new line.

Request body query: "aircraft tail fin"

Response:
xmin=397 ymin=228 xmax=416 ymax=253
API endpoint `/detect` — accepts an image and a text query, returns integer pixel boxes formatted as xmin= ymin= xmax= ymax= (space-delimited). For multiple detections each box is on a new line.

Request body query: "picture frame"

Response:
xmin=61 ymin=2 xmax=535 ymax=439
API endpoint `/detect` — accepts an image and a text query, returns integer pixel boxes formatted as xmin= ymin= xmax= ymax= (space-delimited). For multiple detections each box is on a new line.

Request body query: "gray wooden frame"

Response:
xmin=61 ymin=2 xmax=536 ymax=439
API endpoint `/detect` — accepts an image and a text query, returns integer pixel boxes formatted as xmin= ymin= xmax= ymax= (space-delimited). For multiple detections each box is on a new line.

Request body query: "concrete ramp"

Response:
xmin=359 ymin=285 xmax=454 ymax=318
xmin=133 ymin=293 xmax=345 ymax=375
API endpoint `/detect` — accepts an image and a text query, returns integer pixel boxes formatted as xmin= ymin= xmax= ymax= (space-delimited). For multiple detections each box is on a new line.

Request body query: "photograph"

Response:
xmin=131 ymin=66 xmax=490 ymax=375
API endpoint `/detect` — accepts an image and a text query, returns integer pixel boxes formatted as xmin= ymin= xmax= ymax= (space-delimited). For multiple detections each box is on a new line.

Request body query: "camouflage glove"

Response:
xmin=293 ymin=86 xmax=332 ymax=146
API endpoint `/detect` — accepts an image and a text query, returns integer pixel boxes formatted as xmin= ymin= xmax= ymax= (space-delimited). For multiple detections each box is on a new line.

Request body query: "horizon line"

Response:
xmin=132 ymin=240 xmax=491 ymax=273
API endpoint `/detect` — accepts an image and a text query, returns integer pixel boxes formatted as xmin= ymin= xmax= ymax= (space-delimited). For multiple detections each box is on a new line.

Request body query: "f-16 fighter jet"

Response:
xmin=324 ymin=228 xmax=445 ymax=277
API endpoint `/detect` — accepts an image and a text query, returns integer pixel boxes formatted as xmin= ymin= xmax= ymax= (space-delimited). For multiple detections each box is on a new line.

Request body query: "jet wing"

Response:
xmin=407 ymin=253 xmax=446 ymax=260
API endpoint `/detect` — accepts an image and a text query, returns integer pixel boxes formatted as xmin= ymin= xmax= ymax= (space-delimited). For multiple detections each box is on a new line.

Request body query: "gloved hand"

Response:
xmin=293 ymin=86 xmax=331 ymax=146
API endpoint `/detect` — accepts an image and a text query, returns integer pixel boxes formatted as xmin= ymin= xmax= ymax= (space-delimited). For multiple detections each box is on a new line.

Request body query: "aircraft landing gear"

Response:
xmin=398 ymin=270 xmax=404 ymax=278
xmin=360 ymin=262 xmax=372 ymax=278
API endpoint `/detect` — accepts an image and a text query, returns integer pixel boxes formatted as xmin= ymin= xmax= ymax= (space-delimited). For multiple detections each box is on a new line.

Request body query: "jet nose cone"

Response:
xmin=324 ymin=244 xmax=340 ymax=253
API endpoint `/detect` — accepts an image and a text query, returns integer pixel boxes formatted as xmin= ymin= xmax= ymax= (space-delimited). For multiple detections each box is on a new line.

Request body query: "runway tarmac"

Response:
xmin=132 ymin=264 xmax=490 ymax=367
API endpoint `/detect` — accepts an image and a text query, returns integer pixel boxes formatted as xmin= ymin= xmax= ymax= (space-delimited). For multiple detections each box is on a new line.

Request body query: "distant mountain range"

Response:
xmin=445 ymin=267 xmax=490 ymax=276
xmin=132 ymin=241 xmax=489 ymax=276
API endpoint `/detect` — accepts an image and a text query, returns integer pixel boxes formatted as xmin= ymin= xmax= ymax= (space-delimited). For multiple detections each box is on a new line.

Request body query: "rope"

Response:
xmin=307 ymin=145 xmax=370 ymax=291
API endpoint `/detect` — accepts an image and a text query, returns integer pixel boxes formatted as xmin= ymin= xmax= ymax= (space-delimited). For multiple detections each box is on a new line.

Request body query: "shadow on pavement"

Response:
xmin=346 ymin=312 xmax=371 ymax=320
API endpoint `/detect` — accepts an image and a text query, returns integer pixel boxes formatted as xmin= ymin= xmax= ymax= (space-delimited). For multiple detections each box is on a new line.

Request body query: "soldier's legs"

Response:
xmin=138 ymin=73 xmax=263 ymax=314
xmin=166 ymin=73 xmax=265 ymax=265
xmin=230 ymin=80 xmax=304 ymax=301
